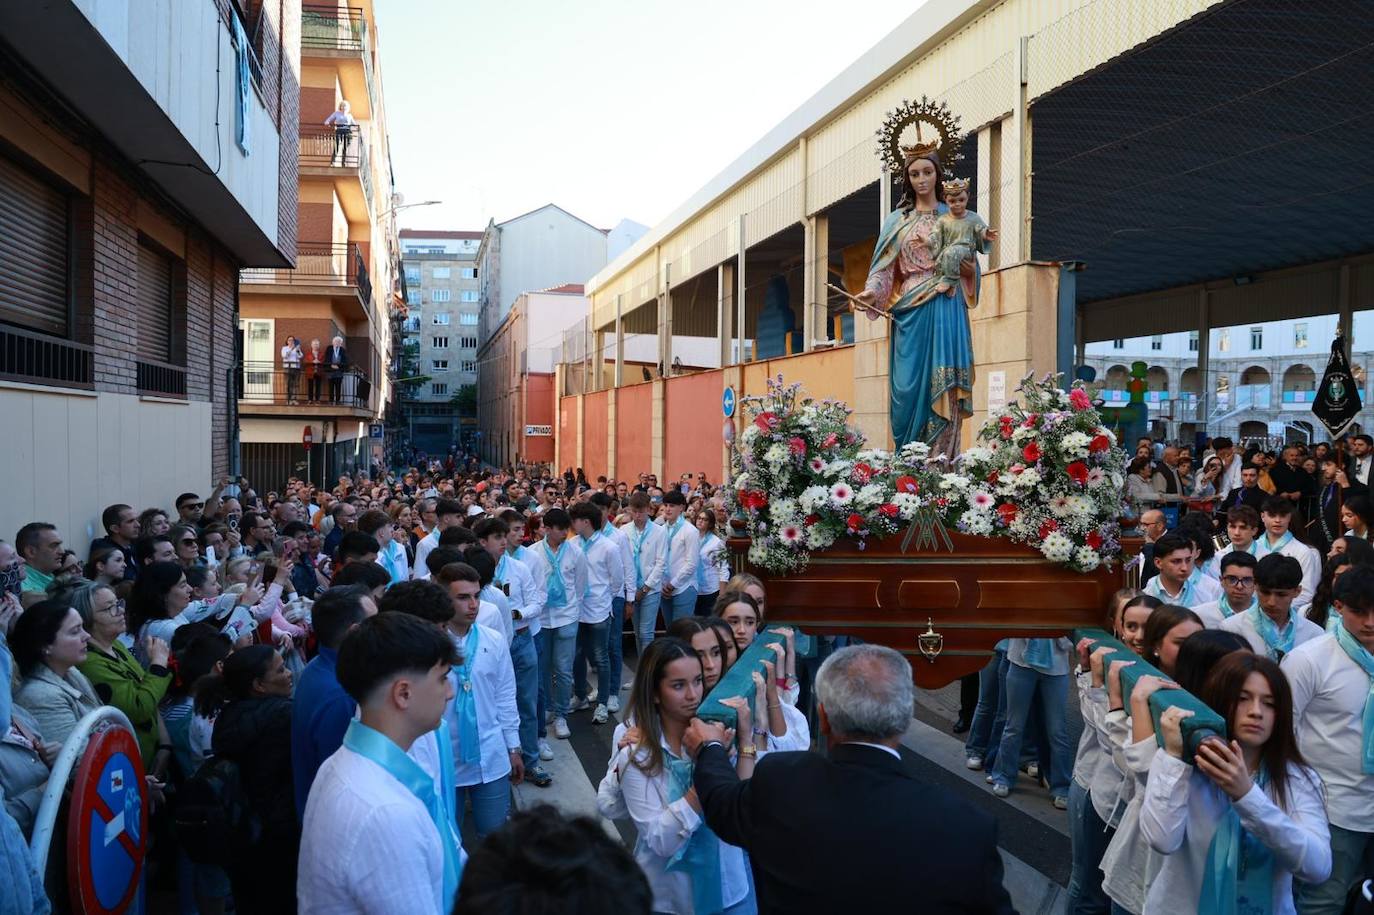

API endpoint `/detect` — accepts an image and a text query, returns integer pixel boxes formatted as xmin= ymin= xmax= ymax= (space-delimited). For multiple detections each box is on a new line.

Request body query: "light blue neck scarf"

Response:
xmin=1223 ymin=594 xmax=1260 ymax=618
xmin=1333 ymin=621 xmax=1374 ymax=775
xmin=343 ymin=720 xmax=463 ymax=906
xmin=696 ymin=533 xmax=719 ymax=593
xmin=541 ymin=540 xmax=568 ymax=608
xmin=494 ymin=552 xmax=509 ymax=584
xmin=1248 ymin=605 xmax=1297 ymax=661
xmin=451 ymin=626 xmax=482 ymax=765
xmin=663 ymin=515 xmax=686 ymax=580
xmin=1023 ymin=638 xmax=1055 ymax=672
xmin=1258 ymin=530 xmax=1294 ymax=557
xmin=629 ymin=522 xmax=652 ymax=588
xmin=579 ymin=531 xmax=602 ymax=600
xmin=663 ymin=748 xmax=724 ymax=915
xmin=1199 ymin=767 xmax=1273 ymax=915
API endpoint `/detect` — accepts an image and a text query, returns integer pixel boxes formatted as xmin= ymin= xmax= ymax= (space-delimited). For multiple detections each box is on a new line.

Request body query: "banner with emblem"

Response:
xmin=1313 ymin=333 xmax=1363 ymax=438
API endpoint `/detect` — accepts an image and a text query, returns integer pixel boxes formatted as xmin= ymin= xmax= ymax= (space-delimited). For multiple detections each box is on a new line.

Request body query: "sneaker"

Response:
xmin=568 ymin=696 xmax=590 ymax=714
xmin=992 ymin=783 xmax=1011 ymax=798
xmin=592 ymin=704 xmax=609 ymax=725
xmin=586 ymin=688 xmax=599 ymax=704
xmin=621 ymin=683 xmax=631 ymax=691
xmin=965 ymin=756 xmax=983 ymax=771
xmin=538 ymin=739 xmax=554 ymax=761
xmin=606 ymin=695 xmax=621 ymax=714
xmin=985 ymin=773 xmax=996 ymax=784
xmin=527 ymin=766 xmax=553 ymax=788
xmin=1052 ymin=796 xmax=1069 ymax=810
xmin=1025 ymin=762 xmax=1040 ymax=780
xmin=553 ymin=717 xmax=571 ymax=739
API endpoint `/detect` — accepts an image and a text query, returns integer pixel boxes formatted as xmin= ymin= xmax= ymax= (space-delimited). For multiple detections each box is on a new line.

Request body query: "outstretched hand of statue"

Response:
xmin=853 ymin=289 xmax=886 ymax=322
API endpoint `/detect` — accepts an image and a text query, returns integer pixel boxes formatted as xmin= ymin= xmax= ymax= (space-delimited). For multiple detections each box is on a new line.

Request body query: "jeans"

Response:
xmin=455 ymin=777 xmax=511 ymax=843
xmin=633 ymin=590 xmax=663 ymax=656
xmin=509 ymin=628 xmax=540 ymax=769
xmin=965 ymin=649 xmax=1007 ymax=760
xmin=1296 ymin=823 xmax=1374 ymax=915
xmin=605 ymin=596 xmax=625 ymax=694
xmin=1066 ymin=781 xmax=1114 ymax=915
xmin=573 ymin=616 xmax=612 ymax=703
xmin=538 ymin=622 xmax=578 ymax=719
xmin=991 ymin=662 xmax=1071 ymax=797
xmin=663 ymin=585 xmax=697 ymax=626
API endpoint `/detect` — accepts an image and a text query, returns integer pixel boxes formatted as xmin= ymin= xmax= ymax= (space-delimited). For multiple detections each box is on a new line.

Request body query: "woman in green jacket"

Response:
xmin=69 ymin=581 xmax=173 ymax=769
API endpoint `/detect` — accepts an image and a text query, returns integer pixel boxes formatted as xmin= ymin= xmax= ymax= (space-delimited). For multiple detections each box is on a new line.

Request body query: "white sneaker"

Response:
xmin=553 ymin=717 xmax=571 ymax=739
xmin=538 ymin=739 xmax=554 ymax=761
xmin=592 ymin=704 xmax=608 ymax=725
xmin=985 ymin=773 xmax=995 ymax=784
xmin=965 ymin=756 xmax=983 ymax=771
xmin=992 ymin=783 xmax=1011 ymax=798
xmin=568 ymin=696 xmax=590 ymax=714
xmin=606 ymin=695 xmax=620 ymax=713
xmin=586 ymin=687 xmax=599 ymax=704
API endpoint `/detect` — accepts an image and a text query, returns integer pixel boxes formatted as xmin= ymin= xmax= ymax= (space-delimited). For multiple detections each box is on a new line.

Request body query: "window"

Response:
xmin=431 ymin=289 xmax=452 ymax=303
xmin=1250 ymin=326 xmax=1263 ymax=350
xmin=1294 ymin=323 xmax=1309 ymax=348
xmin=136 ymin=240 xmax=175 ymax=362
xmin=432 ymin=359 xmax=449 ymax=371
xmin=1150 ymin=335 xmax=1162 ymax=351
xmin=426 ymin=247 xmax=445 ymax=254
xmin=461 ymin=360 xmax=476 ymax=373
xmin=1219 ymin=329 xmax=1231 ymax=352
xmin=1111 ymin=339 xmax=1124 ymax=349
xmin=461 ymin=267 xmax=477 ymax=279
xmin=432 ymin=313 xmax=451 ymax=326
xmin=431 ymin=383 xmax=447 ymax=396
xmin=432 ymin=267 xmax=451 ymax=279
xmin=431 ymin=336 xmax=449 ymax=349
xmin=1188 ymin=331 xmax=1199 ymax=352
xmin=404 ymin=266 xmax=420 ymax=283
xmin=460 ymin=290 xmax=479 ymax=303
xmin=406 ymin=291 xmax=420 ymax=305
xmin=460 ymin=336 xmax=477 ymax=349
xmin=459 ymin=312 xmax=479 ymax=325
xmin=0 ymin=153 xmax=71 ymax=336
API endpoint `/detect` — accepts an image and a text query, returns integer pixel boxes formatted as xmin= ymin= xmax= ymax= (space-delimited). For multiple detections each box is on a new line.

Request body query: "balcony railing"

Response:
xmin=301 ymin=5 xmax=367 ymax=51
xmin=241 ymin=242 xmax=371 ymax=313
xmin=137 ymin=358 xmax=188 ymax=398
xmin=236 ymin=362 xmax=372 ymax=410
xmin=298 ymin=123 xmax=374 ymax=212
xmin=0 ymin=324 xmax=93 ymax=389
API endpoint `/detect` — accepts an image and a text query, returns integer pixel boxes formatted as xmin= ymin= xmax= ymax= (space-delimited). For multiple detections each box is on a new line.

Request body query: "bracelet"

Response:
xmin=767 ymin=703 xmax=782 ymax=710
xmin=738 ymin=745 xmax=757 ymax=758
xmin=752 ymin=726 xmax=767 ymax=736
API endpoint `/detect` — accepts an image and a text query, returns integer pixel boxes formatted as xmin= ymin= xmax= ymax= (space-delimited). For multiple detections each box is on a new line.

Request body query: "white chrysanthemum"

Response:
xmin=1008 ymin=516 xmax=1035 ymax=538
xmin=769 ymin=498 xmax=798 ymax=523
xmin=829 ymin=482 xmax=854 ymax=507
xmin=1075 ymin=546 xmax=1101 ymax=570
xmin=1060 ymin=432 xmax=1091 ymax=458
xmin=1049 ymin=495 xmax=1073 ymax=518
xmin=899 ymin=440 xmax=931 ymax=463
xmin=1012 ymin=426 xmax=1038 ymax=443
xmin=961 ymin=510 xmax=994 ymax=536
xmin=962 ymin=446 xmax=994 ymax=465
xmin=1069 ymin=495 xmax=1095 ymax=519
xmin=1041 ymin=532 xmax=1074 ymax=562
xmin=798 ymin=485 xmax=828 ymax=513
xmin=893 ymin=492 xmax=923 ymax=519
xmin=748 ymin=544 xmax=768 ymax=564
xmin=1110 ymin=473 xmax=1124 ymax=489
xmin=764 ymin=443 xmax=788 ymax=467
xmin=741 ymin=425 xmax=761 ymax=445
xmin=827 ymin=459 xmax=853 ymax=477
xmin=1014 ymin=468 xmax=1041 ymax=489
xmin=806 ymin=526 xmax=836 ymax=549
xmin=856 ymin=483 xmax=888 ymax=507
xmin=939 ymin=473 xmax=970 ymax=491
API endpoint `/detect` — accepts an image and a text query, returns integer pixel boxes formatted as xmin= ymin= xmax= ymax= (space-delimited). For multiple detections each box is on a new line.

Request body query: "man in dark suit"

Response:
xmin=1219 ymin=465 xmax=1267 ymax=514
xmin=684 ymin=644 xmax=1014 ymax=915
xmin=1346 ymin=433 xmax=1373 ymax=494
xmin=326 ymin=335 xmax=348 ymax=404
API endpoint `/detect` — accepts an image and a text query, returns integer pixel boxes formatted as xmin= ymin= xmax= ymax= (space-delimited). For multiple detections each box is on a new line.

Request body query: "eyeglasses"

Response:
xmin=178 ymin=538 xmax=198 ymax=545
xmin=182 ymin=502 xmax=204 ymax=510
xmin=98 ymin=599 xmax=126 ymax=616
xmin=1221 ymin=576 xmax=1255 ymax=588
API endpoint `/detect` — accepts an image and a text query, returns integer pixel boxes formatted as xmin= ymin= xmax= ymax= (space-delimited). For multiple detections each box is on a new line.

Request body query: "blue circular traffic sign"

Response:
xmin=722 ymin=386 xmax=736 ymax=418
xmin=69 ymin=724 xmax=147 ymax=913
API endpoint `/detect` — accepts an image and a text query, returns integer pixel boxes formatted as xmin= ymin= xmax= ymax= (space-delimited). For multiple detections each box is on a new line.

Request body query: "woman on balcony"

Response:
xmin=281 ymin=335 xmax=303 ymax=405
xmin=305 ymin=338 xmax=323 ymax=404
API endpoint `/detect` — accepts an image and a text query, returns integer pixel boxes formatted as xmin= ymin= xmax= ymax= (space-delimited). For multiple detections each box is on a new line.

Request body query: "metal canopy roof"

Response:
xmin=1031 ymin=0 xmax=1374 ymax=305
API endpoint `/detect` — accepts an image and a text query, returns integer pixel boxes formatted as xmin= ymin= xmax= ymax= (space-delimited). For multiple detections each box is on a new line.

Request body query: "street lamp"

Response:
xmin=380 ymin=198 xmax=442 ymax=221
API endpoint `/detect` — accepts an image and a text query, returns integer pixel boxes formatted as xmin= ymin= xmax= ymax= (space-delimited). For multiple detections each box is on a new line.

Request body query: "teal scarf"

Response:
xmin=494 ymin=552 xmax=509 ymax=585
xmin=1152 ymin=573 xmax=1198 ymax=607
xmin=541 ymin=541 xmax=568 ymax=608
xmin=452 ymin=626 xmax=482 ymax=765
xmin=629 ymin=523 xmax=652 ymax=589
xmin=1334 ymin=622 xmax=1374 ymax=775
xmin=663 ymin=516 xmax=686 ymax=581
xmin=578 ymin=531 xmax=602 ymax=601
xmin=1247 ymin=606 xmax=1297 ymax=661
xmin=1257 ymin=531 xmax=1294 ymax=557
xmin=1222 ymin=594 xmax=1260 ymax=619
xmin=508 ymin=544 xmax=529 ymax=562
xmin=1023 ymin=638 xmax=1055 ymax=672
xmin=663 ymin=749 xmax=724 ymax=915
xmin=1199 ymin=768 xmax=1274 ymax=915
xmin=343 ymin=720 xmax=463 ymax=906
xmin=696 ymin=533 xmax=719 ymax=593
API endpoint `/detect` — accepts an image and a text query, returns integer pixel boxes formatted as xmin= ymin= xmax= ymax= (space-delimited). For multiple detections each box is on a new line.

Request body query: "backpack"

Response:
xmin=172 ymin=755 xmax=261 ymax=866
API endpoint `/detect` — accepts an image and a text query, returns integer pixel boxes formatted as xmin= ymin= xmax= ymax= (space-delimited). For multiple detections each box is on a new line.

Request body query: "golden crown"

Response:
xmin=875 ymin=97 xmax=964 ymax=177
xmin=941 ymin=177 xmax=971 ymax=195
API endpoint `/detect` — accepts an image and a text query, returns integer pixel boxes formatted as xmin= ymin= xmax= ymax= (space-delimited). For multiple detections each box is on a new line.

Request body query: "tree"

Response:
xmin=451 ymin=384 xmax=477 ymax=417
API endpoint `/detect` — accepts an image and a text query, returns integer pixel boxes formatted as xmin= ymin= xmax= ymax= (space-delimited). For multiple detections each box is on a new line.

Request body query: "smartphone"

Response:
xmin=227 ymin=516 xmax=239 ymax=530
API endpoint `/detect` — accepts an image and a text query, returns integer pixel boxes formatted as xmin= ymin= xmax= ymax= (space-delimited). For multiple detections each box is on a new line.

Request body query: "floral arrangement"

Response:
xmin=728 ymin=374 xmax=1127 ymax=575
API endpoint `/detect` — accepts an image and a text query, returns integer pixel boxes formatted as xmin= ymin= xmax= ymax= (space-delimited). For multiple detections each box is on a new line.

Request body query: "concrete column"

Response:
xmin=650 ymin=378 xmax=665 ymax=480
xmin=802 ymin=214 xmax=829 ymax=350
xmin=718 ymin=261 xmax=736 ymax=366
xmin=977 ymin=126 xmax=995 ymax=275
xmin=614 ymin=293 xmax=625 ymax=387
xmin=999 ymin=36 xmax=1032 ymax=268
xmin=1197 ymin=288 xmax=1210 ymax=425
xmin=659 ymin=262 xmax=673 ymax=377
xmin=592 ymin=329 xmax=606 ymax=392
xmin=736 ymin=216 xmax=747 ymax=364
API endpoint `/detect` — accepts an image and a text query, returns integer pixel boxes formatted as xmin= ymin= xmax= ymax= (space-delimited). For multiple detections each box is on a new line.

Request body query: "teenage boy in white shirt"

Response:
xmin=413 ymin=499 xmax=464 ymax=581
xmin=591 ymin=492 xmax=634 ymax=711
xmin=1206 ymin=505 xmax=1261 ymax=579
xmin=1144 ymin=532 xmax=1221 ymax=607
xmin=525 ymin=508 xmax=587 ymax=742
xmin=622 ymin=491 xmax=667 ymax=655
xmin=1283 ymin=564 xmax=1374 ymax=914
xmin=568 ymin=502 xmax=620 ymax=725
xmin=1193 ymin=551 xmax=1259 ymax=629
xmin=299 ymin=612 xmax=463 ymax=915
xmin=1221 ymin=552 xmax=1324 ymax=661
xmin=1253 ymin=495 xmax=1321 ymax=606
xmin=658 ymin=490 xmax=701 ymax=627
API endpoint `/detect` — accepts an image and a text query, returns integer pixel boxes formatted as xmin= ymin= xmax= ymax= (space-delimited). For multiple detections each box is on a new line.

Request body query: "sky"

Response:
xmin=376 ymin=0 xmax=917 ymax=233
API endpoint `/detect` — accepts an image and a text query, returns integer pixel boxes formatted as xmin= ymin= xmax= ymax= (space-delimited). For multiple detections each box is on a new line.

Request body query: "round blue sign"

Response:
xmin=722 ymin=386 xmax=736 ymax=418
xmin=69 ymin=724 xmax=147 ymax=913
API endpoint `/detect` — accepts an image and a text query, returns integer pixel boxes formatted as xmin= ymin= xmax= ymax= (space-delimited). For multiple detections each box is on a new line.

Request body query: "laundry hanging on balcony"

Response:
xmin=1313 ymin=332 xmax=1362 ymax=438
xmin=232 ymin=13 xmax=251 ymax=155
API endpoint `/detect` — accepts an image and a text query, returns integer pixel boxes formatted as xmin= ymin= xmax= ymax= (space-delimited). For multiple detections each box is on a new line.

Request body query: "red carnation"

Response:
xmin=987 ymin=470 xmax=1000 ymax=486
xmin=846 ymin=513 xmax=864 ymax=531
xmin=895 ymin=475 xmax=920 ymax=494
xmin=788 ymin=436 xmax=807 ymax=456
xmin=754 ymin=412 xmax=779 ymax=432
xmin=804 ymin=513 xmax=820 ymax=527
xmin=1038 ymin=519 xmax=1059 ymax=539
xmin=1066 ymin=461 xmax=1090 ymax=485
xmin=878 ymin=503 xmax=899 ymax=518
xmin=996 ymin=503 xmax=1019 ymax=523
xmin=1086 ymin=530 xmax=1103 ymax=550
xmin=1022 ymin=442 xmax=1042 ymax=463
xmin=853 ymin=463 xmax=873 ymax=484
xmin=1069 ymin=388 xmax=1093 ymax=411
xmin=998 ymin=416 xmax=1015 ymax=440
xmin=742 ymin=490 xmax=768 ymax=511
xmin=1089 ymin=434 xmax=1111 ymax=454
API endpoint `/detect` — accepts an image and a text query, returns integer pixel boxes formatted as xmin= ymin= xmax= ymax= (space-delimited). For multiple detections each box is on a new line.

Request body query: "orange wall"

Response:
xmin=521 ymin=375 xmax=555 ymax=463
xmin=616 ymin=382 xmax=653 ymax=480
xmin=583 ymin=390 xmax=609 ymax=481
xmin=741 ymin=346 xmax=855 ymax=406
xmin=558 ymin=397 xmax=577 ymax=473
xmin=665 ymin=369 xmax=726 ymax=481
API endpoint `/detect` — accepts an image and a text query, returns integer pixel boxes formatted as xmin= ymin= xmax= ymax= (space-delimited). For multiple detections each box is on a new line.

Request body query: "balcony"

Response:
xmin=298 ymin=124 xmax=374 ymax=220
xmin=236 ymin=362 xmax=374 ymax=417
xmin=300 ymin=5 xmax=376 ymax=120
xmin=240 ymin=242 xmax=372 ymax=322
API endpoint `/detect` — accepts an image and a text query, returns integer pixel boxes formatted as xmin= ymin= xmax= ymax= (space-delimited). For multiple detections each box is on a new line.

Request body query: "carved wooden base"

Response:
xmin=728 ymin=533 xmax=1124 ymax=688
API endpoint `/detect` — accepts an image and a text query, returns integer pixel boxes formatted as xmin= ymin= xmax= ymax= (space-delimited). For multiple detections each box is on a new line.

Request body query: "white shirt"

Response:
xmin=445 ymin=624 xmax=520 ymax=787
xmin=577 ymin=533 xmax=620 ymax=624
xmin=661 ymin=518 xmax=701 ymax=593
xmin=1206 ymin=541 xmax=1258 ymax=580
xmin=697 ymin=533 xmax=729 ymax=596
xmin=475 ymin=599 xmax=509 ymax=645
xmin=621 ymin=520 xmax=666 ymax=593
xmin=1143 ymin=573 xmax=1221 ymax=608
xmin=412 ymin=530 xmax=439 ymax=580
xmin=1219 ymin=609 xmax=1325 ymax=660
xmin=1100 ymin=727 xmax=1164 ymax=913
xmin=1191 ymin=598 xmax=1252 ymax=630
xmin=603 ymin=523 xmax=636 ymax=601
xmin=1219 ymin=453 xmax=1244 ymax=497
xmin=1254 ymin=534 xmax=1322 ymax=607
xmin=1139 ymin=752 xmax=1330 ymax=915
xmin=1282 ymin=633 xmax=1374 ymax=831
xmin=298 ymin=746 xmax=446 ymax=915
xmin=496 ymin=553 xmax=543 ymax=631
xmin=619 ymin=737 xmax=751 ymax=914
xmin=524 ymin=539 xmax=588 ymax=629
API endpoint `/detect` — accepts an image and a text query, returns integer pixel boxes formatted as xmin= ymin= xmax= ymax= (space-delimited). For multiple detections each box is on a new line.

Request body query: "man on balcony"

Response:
xmin=326 ymin=336 xmax=348 ymax=404
xmin=324 ymin=100 xmax=355 ymax=166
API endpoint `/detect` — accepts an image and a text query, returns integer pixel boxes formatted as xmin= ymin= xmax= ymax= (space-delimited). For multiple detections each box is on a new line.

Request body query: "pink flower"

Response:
xmin=878 ymin=503 xmax=899 ymax=518
xmin=852 ymin=463 xmax=873 ymax=484
xmin=780 ymin=525 xmax=803 ymax=545
xmin=1069 ymin=388 xmax=1093 ymax=411
xmin=788 ymin=436 xmax=807 ymax=456
xmin=895 ymin=475 xmax=919 ymax=494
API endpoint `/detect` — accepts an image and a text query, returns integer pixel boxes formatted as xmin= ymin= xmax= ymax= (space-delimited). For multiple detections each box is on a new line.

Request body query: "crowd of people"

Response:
xmin=3 ymin=441 xmax=1374 ymax=914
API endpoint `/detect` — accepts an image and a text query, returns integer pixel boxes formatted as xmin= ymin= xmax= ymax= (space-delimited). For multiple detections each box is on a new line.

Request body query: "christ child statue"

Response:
xmin=932 ymin=178 xmax=997 ymax=295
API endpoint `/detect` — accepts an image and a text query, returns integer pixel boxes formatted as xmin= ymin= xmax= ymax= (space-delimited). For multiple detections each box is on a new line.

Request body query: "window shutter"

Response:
xmin=136 ymin=241 xmax=173 ymax=362
xmin=0 ymin=154 xmax=70 ymax=336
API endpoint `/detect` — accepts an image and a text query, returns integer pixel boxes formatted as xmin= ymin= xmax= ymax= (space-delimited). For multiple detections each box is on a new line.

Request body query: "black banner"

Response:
xmin=1313 ymin=334 xmax=1362 ymax=438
